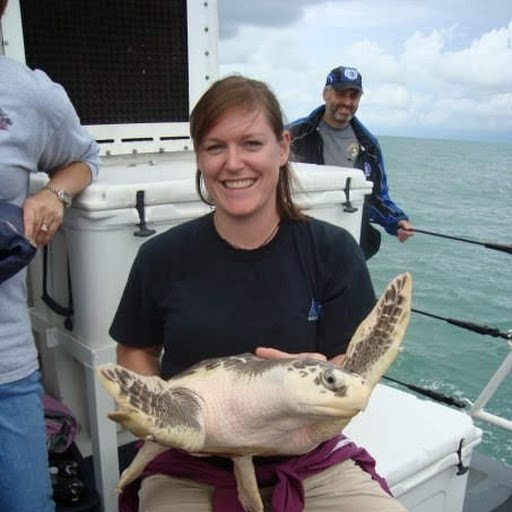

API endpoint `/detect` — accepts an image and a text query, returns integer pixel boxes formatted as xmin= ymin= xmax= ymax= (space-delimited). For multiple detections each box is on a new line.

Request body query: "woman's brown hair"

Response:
xmin=0 ymin=0 xmax=8 ymax=18
xmin=189 ymin=75 xmax=305 ymax=221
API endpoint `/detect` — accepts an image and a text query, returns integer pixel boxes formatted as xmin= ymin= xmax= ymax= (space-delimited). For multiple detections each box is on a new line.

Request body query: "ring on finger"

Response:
xmin=40 ymin=223 xmax=49 ymax=233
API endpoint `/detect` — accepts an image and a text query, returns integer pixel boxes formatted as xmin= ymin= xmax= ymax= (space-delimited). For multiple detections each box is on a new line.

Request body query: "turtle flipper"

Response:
xmin=116 ymin=441 xmax=168 ymax=492
xmin=97 ymin=365 xmax=206 ymax=452
xmin=343 ymin=272 xmax=412 ymax=388
xmin=232 ymin=455 xmax=263 ymax=512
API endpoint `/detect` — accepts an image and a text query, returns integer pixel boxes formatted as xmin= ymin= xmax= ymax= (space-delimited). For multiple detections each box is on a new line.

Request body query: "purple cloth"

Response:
xmin=119 ymin=434 xmax=391 ymax=512
xmin=43 ymin=393 xmax=79 ymax=453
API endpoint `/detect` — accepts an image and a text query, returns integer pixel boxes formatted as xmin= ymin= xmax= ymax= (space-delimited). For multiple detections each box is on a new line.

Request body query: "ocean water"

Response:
xmin=366 ymin=136 xmax=512 ymax=467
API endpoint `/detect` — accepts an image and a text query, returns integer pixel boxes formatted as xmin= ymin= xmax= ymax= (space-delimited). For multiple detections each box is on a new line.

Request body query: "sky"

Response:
xmin=217 ymin=0 xmax=512 ymax=143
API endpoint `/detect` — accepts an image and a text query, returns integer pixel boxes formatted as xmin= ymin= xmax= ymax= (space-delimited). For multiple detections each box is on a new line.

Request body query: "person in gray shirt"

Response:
xmin=288 ymin=66 xmax=413 ymax=259
xmin=0 ymin=1 xmax=100 ymax=509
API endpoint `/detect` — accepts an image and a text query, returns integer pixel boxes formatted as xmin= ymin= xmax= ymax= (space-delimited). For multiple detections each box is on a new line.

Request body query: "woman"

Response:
xmin=0 ymin=1 xmax=100 ymax=510
xmin=110 ymin=75 xmax=406 ymax=512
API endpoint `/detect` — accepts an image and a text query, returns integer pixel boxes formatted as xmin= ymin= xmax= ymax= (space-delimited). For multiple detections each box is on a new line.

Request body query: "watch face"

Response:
xmin=58 ymin=190 xmax=72 ymax=207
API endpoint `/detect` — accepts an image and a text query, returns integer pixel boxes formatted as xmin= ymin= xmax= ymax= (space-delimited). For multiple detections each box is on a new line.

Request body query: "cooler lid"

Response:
xmin=66 ymin=158 xmax=372 ymax=212
xmin=71 ymin=152 xmax=199 ymax=211
xmin=345 ymin=384 xmax=483 ymax=487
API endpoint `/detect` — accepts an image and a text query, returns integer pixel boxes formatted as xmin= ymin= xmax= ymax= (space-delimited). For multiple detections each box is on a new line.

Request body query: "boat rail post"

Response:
xmin=31 ymin=308 xmax=120 ymax=512
xmin=468 ymin=342 xmax=512 ymax=432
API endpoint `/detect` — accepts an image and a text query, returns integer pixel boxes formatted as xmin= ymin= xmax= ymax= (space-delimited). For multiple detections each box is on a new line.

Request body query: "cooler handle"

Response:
xmin=343 ymin=177 xmax=358 ymax=213
xmin=41 ymin=245 xmax=74 ymax=330
xmin=134 ymin=190 xmax=156 ymax=237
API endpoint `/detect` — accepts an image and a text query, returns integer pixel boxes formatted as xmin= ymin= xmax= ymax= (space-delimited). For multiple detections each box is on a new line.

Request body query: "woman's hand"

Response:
xmin=23 ymin=189 xmax=64 ymax=248
xmin=255 ymin=347 xmax=346 ymax=366
xmin=255 ymin=346 xmax=327 ymax=362
xmin=23 ymin=161 xmax=93 ymax=247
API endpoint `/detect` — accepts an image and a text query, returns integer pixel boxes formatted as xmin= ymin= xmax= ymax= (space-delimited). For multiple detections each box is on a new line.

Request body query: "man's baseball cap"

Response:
xmin=325 ymin=66 xmax=363 ymax=93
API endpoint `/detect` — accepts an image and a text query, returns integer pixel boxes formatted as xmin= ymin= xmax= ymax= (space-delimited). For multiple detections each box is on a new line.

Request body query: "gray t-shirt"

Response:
xmin=0 ymin=56 xmax=100 ymax=384
xmin=319 ymin=120 xmax=360 ymax=168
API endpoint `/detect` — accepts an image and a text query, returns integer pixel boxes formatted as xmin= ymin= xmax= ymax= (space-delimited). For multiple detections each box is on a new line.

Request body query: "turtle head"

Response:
xmin=281 ymin=359 xmax=370 ymax=418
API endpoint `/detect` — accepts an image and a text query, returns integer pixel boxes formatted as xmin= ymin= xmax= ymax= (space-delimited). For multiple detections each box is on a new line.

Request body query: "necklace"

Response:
xmin=214 ymin=217 xmax=281 ymax=250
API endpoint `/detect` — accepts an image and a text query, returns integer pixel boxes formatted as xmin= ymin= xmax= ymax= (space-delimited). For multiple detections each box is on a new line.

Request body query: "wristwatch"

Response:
xmin=44 ymin=183 xmax=73 ymax=208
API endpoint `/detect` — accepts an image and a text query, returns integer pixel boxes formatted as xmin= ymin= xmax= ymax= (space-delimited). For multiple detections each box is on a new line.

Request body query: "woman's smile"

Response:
xmin=222 ymin=178 xmax=257 ymax=190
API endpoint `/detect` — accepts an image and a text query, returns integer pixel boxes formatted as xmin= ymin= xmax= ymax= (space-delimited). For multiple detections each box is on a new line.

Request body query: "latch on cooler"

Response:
xmin=456 ymin=438 xmax=469 ymax=475
xmin=343 ymin=177 xmax=358 ymax=213
xmin=134 ymin=190 xmax=156 ymax=237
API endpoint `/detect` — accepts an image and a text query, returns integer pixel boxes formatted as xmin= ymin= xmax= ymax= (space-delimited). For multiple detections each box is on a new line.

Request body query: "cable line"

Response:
xmin=412 ymin=308 xmax=512 ymax=340
xmin=409 ymin=227 xmax=512 ymax=255
xmin=382 ymin=376 xmax=467 ymax=409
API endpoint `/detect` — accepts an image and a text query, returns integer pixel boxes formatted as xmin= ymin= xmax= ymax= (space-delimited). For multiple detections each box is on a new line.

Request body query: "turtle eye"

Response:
xmin=320 ymin=368 xmax=342 ymax=391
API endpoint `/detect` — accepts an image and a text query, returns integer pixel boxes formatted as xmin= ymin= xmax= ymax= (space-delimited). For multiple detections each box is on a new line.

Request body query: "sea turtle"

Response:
xmin=98 ymin=271 xmax=412 ymax=512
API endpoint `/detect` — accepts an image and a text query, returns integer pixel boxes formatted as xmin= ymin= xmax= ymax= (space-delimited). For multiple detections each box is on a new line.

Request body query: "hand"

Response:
xmin=255 ymin=347 xmax=327 ymax=361
xmin=397 ymin=220 xmax=414 ymax=242
xmin=256 ymin=347 xmax=347 ymax=367
xmin=23 ymin=189 xmax=64 ymax=248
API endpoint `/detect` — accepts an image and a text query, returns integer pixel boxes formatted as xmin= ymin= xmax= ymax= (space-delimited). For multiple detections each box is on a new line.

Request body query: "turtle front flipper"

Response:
xmin=232 ymin=455 xmax=263 ymax=512
xmin=343 ymin=272 xmax=412 ymax=389
xmin=97 ymin=365 xmax=206 ymax=452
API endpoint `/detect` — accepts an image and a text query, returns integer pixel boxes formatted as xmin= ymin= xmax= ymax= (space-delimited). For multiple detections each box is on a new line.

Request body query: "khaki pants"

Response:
xmin=138 ymin=459 xmax=408 ymax=512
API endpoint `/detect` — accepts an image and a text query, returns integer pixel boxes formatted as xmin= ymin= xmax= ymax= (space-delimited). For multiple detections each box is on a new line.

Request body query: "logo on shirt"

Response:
xmin=363 ymin=162 xmax=372 ymax=178
xmin=307 ymin=299 xmax=322 ymax=322
xmin=346 ymin=142 xmax=360 ymax=162
xmin=0 ymin=107 xmax=12 ymax=130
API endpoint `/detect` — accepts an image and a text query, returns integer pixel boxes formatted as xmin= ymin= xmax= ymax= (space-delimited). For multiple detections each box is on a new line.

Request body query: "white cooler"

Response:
xmin=27 ymin=154 xmax=372 ymax=511
xmin=345 ymin=384 xmax=482 ymax=512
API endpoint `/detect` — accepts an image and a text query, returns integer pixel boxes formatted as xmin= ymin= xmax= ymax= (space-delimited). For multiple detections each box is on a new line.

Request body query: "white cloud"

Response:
xmin=218 ymin=1 xmax=512 ymax=141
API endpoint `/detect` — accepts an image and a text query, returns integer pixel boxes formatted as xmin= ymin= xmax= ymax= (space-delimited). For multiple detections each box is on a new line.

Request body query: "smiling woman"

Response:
xmin=109 ymin=75 xmax=406 ymax=512
xmin=190 ymin=75 xmax=305 ymax=224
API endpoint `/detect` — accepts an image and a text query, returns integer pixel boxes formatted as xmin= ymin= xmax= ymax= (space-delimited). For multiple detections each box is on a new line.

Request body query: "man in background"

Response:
xmin=288 ymin=65 xmax=413 ymax=259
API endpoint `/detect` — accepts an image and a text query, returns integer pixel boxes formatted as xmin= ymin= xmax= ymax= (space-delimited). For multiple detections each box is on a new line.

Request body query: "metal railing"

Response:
xmin=467 ymin=341 xmax=512 ymax=432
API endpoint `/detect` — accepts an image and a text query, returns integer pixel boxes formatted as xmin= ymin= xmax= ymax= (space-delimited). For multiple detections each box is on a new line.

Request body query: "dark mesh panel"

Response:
xmin=19 ymin=0 xmax=189 ymax=125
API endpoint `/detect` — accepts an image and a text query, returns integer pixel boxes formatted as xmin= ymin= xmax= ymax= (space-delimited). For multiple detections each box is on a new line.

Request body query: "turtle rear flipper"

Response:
xmin=116 ymin=441 xmax=169 ymax=492
xmin=343 ymin=272 xmax=412 ymax=388
xmin=232 ymin=455 xmax=264 ymax=512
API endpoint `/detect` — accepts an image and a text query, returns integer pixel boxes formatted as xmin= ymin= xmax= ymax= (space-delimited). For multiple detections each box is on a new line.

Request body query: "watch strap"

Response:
xmin=44 ymin=183 xmax=73 ymax=208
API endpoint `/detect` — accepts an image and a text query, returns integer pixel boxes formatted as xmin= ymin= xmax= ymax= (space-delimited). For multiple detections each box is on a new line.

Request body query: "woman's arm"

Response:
xmin=117 ymin=343 xmax=163 ymax=376
xmin=23 ymin=162 xmax=93 ymax=247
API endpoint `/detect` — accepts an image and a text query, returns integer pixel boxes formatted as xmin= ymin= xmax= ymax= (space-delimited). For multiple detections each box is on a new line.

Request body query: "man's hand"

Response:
xmin=397 ymin=219 xmax=414 ymax=242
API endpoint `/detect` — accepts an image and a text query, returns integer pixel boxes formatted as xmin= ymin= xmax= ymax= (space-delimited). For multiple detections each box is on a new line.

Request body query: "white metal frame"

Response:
xmin=467 ymin=341 xmax=512 ymax=432
xmin=1 ymin=0 xmax=219 ymax=156
xmin=30 ymin=309 xmax=121 ymax=512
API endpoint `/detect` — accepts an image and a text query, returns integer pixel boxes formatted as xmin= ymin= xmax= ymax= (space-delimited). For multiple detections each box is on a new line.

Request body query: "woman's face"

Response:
xmin=197 ymin=107 xmax=290 ymax=220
